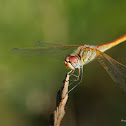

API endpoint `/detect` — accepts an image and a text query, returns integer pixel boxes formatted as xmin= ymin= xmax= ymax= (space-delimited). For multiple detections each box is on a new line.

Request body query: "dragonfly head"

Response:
xmin=64 ymin=54 xmax=80 ymax=70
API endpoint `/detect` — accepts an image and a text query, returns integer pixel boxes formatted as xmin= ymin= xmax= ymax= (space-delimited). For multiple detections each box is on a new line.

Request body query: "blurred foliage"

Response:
xmin=0 ymin=0 xmax=126 ymax=126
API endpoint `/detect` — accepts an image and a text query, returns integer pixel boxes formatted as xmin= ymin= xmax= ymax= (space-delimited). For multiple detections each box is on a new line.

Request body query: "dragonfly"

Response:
xmin=12 ymin=35 xmax=126 ymax=92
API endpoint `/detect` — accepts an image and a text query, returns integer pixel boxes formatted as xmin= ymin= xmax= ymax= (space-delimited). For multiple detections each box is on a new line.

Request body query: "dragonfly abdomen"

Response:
xmin=97 ymin=34 xmax=126 ymax=52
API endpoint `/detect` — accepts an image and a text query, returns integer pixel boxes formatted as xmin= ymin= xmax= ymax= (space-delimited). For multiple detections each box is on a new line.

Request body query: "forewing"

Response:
xmin=11 ymin=44 xmax=80 ymax=56
xmin=96 ymin=50 xmax=126 ymax=91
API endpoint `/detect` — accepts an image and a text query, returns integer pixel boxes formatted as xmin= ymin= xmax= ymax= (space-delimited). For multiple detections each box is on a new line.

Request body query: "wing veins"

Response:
xmin=96 ymin=50 xmax=126 ymax=91
xmin=11 ymin=44 xmax=81 ymax=56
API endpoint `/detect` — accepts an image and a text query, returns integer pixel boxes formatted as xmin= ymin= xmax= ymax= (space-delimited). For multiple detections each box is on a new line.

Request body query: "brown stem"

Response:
xmin=49 ymin=72 xmax=69 ymax=126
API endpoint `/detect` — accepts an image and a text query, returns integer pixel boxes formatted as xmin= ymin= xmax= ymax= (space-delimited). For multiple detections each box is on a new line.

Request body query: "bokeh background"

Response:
xmin=0 ymin=0 xmax=126 ymax=126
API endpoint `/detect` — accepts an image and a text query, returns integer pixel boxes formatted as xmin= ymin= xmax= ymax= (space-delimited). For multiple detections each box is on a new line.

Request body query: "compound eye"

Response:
xmin=69 ymin=56 xmax=78 ymax=67
xmin=70 ymin=56 xmax=78 ymax=64
xmin=65 ymin=54 xmax=71 ymax=62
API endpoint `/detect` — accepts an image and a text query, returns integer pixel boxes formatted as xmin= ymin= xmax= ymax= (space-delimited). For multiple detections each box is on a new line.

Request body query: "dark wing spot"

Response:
xmin=35 ymin=41 xmax=41 ymax=45
xmin=12 ymin=48 xmax=19 ymax=51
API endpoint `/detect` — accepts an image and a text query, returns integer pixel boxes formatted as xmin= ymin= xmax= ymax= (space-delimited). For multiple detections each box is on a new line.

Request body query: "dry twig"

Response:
xmin=49 ymin=72 xmax=69 ymax=126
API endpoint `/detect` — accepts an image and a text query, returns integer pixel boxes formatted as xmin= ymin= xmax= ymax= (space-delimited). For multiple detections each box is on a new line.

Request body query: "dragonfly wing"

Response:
xmin=96 ymin=50 xmax=126 ymax=91
xmin=11 ymin=44 xmax=80 ymax=56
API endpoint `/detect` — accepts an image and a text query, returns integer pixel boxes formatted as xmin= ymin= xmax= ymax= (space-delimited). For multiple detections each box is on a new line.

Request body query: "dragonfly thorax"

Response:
xmin=64 ymin=54 xmax=80 ymax=70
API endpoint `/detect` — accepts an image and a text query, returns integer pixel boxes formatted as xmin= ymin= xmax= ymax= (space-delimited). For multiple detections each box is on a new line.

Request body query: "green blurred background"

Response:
xmin=0 ymin=0 xmax=126 ymax=126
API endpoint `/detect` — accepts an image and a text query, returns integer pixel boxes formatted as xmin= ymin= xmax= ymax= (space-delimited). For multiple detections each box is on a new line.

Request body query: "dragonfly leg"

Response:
xmin=67 ymin=66 xmax=83 ymax=94
xmin=71 ymin=74 xmax=79 ymax=78
xmin=69 ymin=69 xmax=75 ymax=76
xmin=67 ymin=80 xmax=81 ymax=94
xmin=69 ymin=68 xmax=80 ymax=86
xmin=62 ymin=70 xmax=75 ymax=83
xmin=69 ymin=76 xmax=79 ymax=86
